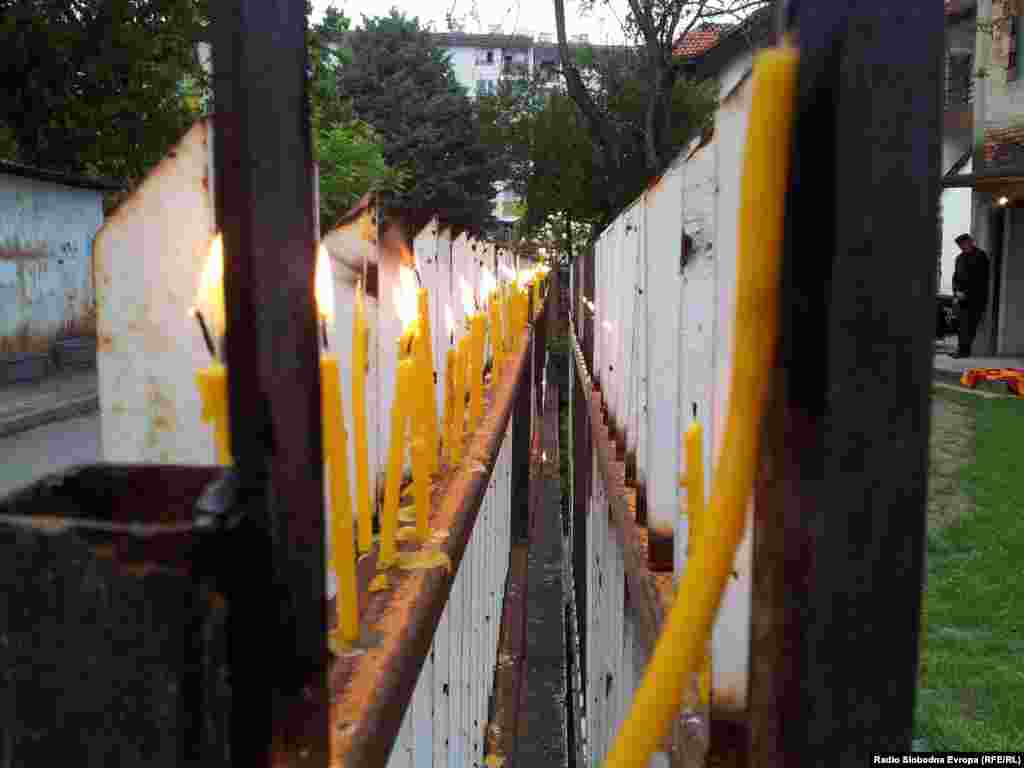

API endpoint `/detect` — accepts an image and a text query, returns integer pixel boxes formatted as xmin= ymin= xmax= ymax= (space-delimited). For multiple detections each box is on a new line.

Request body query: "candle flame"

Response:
xmin=196 ymin=234 xmax=226 ymax=337
xmin=445 ymin=304 xmax=455 ymax=336
xmin=395 ymin=265 xmax=419 ymax=331
xmin=481 ymin=267 xmax=497 ymax=304
xmin=460 ymin=276 xmax=474 ymax=316
xmin=500 ymin=264 xmax=517 ymax=281
xmin=315 ymin=244 xmax=335 ymax=324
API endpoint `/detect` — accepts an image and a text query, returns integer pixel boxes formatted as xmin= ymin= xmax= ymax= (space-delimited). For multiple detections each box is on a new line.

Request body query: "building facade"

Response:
xmin=0 ymin=162 xmax=119 ymax=381
xmin=943 ymin=0 xmax=1024 ymax=355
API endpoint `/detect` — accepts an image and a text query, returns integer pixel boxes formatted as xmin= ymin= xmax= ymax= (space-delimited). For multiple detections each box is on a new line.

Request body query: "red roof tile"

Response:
xmin=673 ymin=25 xmax=725 ymax=58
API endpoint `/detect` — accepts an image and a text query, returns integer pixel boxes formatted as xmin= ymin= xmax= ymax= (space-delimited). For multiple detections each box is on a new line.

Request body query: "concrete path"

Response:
xmin=0 ymin=367 xmax=98 ymax=438
xmin=0 ymin=413 xmax=100 ymax=497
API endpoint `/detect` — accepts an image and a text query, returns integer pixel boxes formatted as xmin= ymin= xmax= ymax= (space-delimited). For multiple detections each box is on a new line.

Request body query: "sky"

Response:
xmin=311 ymin=0 xmax=632 ymax=45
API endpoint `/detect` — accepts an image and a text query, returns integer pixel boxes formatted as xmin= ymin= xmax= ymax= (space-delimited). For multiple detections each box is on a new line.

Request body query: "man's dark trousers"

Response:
xmin=957 ymin=301 xmax=985 ymax=357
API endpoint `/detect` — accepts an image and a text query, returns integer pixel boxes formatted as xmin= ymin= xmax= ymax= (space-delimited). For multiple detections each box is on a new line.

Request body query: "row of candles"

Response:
xmin=194 ymin=234 xmax=549 ymax=650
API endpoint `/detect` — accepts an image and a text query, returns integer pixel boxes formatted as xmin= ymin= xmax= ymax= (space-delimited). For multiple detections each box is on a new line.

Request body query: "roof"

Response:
xmin=0 ymin=160 xmax=124 ymax=192
xmin=674 ymin=24 xmax=729 ymax=58
xmin=685 ymin=5 xmax=776 ymax=79
xmin=432 ymin=31 xmax=534 ymax=49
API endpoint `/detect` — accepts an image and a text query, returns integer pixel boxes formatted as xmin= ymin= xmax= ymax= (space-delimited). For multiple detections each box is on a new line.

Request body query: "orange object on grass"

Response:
xmin=960 ymin=368 xmax=1024 ymax=397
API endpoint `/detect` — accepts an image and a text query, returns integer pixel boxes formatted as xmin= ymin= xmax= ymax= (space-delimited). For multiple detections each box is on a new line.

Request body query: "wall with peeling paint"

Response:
xmin=0 ymin=173 xmax=103 ymax=356
xmin=583 ymin=62 xmax=757 ymax=735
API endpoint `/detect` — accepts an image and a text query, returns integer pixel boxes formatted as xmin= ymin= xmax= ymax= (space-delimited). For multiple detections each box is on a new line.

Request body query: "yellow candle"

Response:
xmin=683 ymin=421 xmax=709 ymax=705
xmin=381 ymin=339 xmax=413 ymax=569
xmin=411 ymin=422 xmax=431 ymax=542
xmin=488 ymin=295 xmax=503 ymax=374
xmin=417 ymin=289 xmax=440 ymax=474
xmin=443 ymin=347 xmax=457 ymax=462
xmin=604 ymin=45 xmax=797 ymax=768
xmin=321 ymin=355 xmax=359 ymax=646
xmin=353 ymin=283 xmax=372 ymax=554
xmin=452 ymin=336 xmax=468 ymax=464
xmin=468 ymin=313 xmax=486 ymax=431
xmin=196 ymin=363 xmax=231 ymax=464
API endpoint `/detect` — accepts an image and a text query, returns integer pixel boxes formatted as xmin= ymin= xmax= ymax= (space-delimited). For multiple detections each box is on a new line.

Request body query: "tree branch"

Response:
xmin=553 ymin=0 xmax=620 ymax=173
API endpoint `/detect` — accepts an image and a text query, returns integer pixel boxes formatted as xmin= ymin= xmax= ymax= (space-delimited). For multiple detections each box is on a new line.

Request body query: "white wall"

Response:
xmin=0 ymin=174 xmax=103 ymax=354
xmin=584 ymin=59 xmax=756 ymax=726
xmin=941 ymin=182 xmax=974 ymax=295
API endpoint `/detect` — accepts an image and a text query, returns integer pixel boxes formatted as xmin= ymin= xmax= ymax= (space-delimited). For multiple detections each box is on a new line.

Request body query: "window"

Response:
xmin=476 ymin=79 xmax=495 ymax=97
xmin=486 ymin=50 xmax=494 ymax=64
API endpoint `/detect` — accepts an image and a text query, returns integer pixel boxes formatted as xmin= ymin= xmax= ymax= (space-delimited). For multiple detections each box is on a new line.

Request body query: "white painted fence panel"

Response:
xmin=576 ymin=63 xmax=762 ymax=751
xmin=384 ymin=416 xmax=514 ymax=768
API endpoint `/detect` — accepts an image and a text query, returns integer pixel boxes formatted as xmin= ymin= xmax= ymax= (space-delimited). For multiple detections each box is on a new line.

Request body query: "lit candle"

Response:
xmin=482 ymin=268 xmax=502 ymax=375
xmin=443 ymin=344 xmax=457 ymax=463
xmin=321 ymin=354 xmax=359 ymax=646
xmin=352 ymin=281 xmax=372 ymax=554
xmin=410 ymin=321 xmax=432 ymax=541
xmin=468 ymin=311 xmax=486 ymax=431
xmin=452 ymin=335 xmax=468 ymax=464
xmin=380 ymin=337 xmax=413 ymax=568
xmin=316 ymin=244 xmax=359 ymax=647
xmin=416 ymin=288 xmax=440 ymax=474
xmin=194 ymin=235 xmax=230 ymax=464
xmin=196 ymin=362 xmax=231 ymax=464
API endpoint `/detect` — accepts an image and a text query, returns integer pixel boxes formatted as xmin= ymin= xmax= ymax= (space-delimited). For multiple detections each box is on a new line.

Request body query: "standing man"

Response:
xmin=952 ymin=233 xmax=991 ymax=358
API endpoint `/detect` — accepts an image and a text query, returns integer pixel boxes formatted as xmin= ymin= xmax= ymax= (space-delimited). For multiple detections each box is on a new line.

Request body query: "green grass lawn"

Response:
xmin=915 ymin=388 xmax=1024 ymax=750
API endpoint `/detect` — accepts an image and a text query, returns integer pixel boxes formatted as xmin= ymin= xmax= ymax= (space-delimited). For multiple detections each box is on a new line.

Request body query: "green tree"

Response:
xmin=500 ymin=64 xmax=714 ymax=252
xmin=337 ymin=10 xmax=506 ymax=237
xmin=0 ymin=0 xmax=208 ymax=180
xmin=553 ymin=0 xmax=768 ymax=209
xmin=310 ymin=2 xmax=354 ymax=136
xmin=316 ymin=120 xmax=407 ymax=232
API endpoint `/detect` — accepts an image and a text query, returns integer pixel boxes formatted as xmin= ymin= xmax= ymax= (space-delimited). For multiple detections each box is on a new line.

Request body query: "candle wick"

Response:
xmin=321 ymin=315 xmax=329 ymax=350
xmin=192 ymin=308 xmax=217 ymax=361
xmin=414 ymin=267 xmax=422 ymax=287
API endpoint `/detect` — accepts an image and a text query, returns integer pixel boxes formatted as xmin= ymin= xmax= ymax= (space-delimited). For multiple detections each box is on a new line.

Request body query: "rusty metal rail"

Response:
xmin=330 ymin=298 xmax=542 ymax=766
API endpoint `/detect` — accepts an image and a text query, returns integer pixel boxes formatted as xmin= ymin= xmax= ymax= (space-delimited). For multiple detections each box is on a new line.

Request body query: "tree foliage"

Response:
xmin=316 ymin=121 xmax=407 ymax=232
xmin=0 ymin=0 xmax=208 ymax=181
xmin=498 ymin=57 xmax=715 ymax=258
xmin=337 ymin=10 xmax=507 ymax=236
xmin=553 ymin=0 xmax=770 ymax=216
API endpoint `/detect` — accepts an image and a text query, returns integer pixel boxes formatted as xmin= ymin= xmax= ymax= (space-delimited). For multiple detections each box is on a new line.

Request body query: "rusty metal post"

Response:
xmin=748 ymin=2 xmax=939 ymax=764
xmin=210 ymin=1 xmax=327 ymax=764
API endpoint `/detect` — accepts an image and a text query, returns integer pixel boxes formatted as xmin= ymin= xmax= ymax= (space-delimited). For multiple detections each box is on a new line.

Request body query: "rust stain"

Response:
xmin=97 ymin=333 xmax=114 ymax=353
xmin=143 ymin=378 xmax=177 ymax=454
xmin=97 ymin=118 xmax=210 ymax=227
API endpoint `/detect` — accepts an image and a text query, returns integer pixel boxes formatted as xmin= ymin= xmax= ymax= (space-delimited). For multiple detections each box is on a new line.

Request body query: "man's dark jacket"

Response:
xmin=953 ymin=248 xmax=990 ymax=311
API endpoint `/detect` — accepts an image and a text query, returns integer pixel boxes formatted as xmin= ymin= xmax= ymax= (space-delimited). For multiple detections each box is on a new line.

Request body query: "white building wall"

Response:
xmin=940 ymin=182 xmax=974 ymax=295
xmin=0 ymin=173 xmax=104 ymax=354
